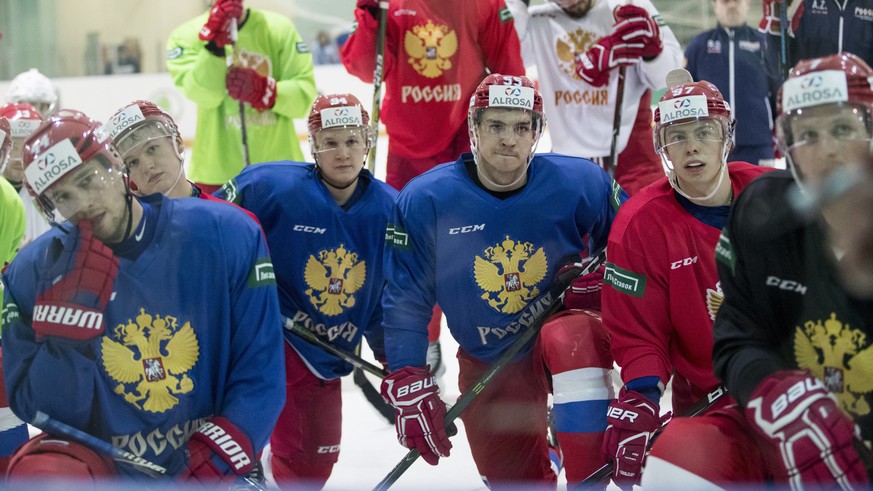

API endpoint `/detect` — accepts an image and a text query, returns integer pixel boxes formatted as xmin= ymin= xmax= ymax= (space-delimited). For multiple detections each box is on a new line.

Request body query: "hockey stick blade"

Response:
xmin=373 ymin=249 xmax=607 ymax=491
xmin=285 ymin=318 xmax=388 ymax=378
xmin=575 ymin=385 xmax=729 ymax=488
xmin=31 ymin=411 xmax=168 ymax=478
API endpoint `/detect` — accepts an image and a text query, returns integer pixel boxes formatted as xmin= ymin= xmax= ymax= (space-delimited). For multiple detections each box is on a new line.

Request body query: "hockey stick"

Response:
xmin=284 ymin=318 xmax=387 ymax=378
xmin=373 ymin=249 xmax=608 ymax=491
xmin=606 ymin=65 xmax=626 ymax=176
xmin=228 ymin=18 xmax=251 ymax=167
xmin=366 ymin=0 xmax=389 ymax=173
xmin=778 ymin=0 xmax=789 ymax=81
xmin=576 ymin=385 xmax=729 ymax=488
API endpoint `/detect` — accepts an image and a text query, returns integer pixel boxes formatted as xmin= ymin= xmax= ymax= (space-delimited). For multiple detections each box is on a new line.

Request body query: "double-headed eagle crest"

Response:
xmin=304 ymin=245 xmax=366 ymax=316
xmin=474 ymin=236 xmax=548 ymax=314
xmin=795 ymin=312 xmax=873 ymax=416
xmin=404 ymin=21 xmax=458 ymax=78
xmin=102 ymin=309 xmax=199 ymax=414
xmin=555 ymin=29 xmax=597 ymax=80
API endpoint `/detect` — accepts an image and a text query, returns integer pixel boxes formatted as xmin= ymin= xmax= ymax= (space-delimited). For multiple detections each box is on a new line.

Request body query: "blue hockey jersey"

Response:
xmin=215 ymin=162 xmax=397 ymax=379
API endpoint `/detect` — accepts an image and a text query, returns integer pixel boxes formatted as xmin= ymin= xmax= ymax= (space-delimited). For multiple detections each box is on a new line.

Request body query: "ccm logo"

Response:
xmin=293 ymin=225 xmax=326 ymax=234
xmin=670 ymin=256 xmax=698 ymax=269
xmin=317 ymin=445 xmax=340 ymax=454
xmin=396 ymin=377 xmax=436 ymax=398
xmin=766 ymin=276 xmax=807 ymax=294
xmin=771 ymin=378 xmax=824 ymax=418
xmin=449 ymin=224 xmax=485 ymax=235
xmin=606 ymin=407 xmax=639 ymax=422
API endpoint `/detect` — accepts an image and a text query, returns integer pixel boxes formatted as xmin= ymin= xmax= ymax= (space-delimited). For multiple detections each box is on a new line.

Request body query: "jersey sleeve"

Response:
xmin=381 ymin=193 xmax=437 ymax=371
xmin=166 ymin=15 xmax=229 ymax=110
xmin=340 ymin=7 xmax=398 ymax=84
xmin=270 ymin=17 xmax=317 ymax=120
xmin=504 ymin=0 xmax=537 ymax=67
xmin=479 ymin=0 xmax=526 ymax=76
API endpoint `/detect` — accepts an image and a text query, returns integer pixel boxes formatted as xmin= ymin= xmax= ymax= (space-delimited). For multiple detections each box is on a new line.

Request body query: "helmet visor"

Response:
xmin=113 ymin=120 xmax=175 ymax=159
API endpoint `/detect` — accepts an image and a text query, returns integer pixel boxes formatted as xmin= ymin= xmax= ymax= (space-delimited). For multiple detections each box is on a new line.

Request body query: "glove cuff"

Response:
xmin=190 ymin=417 xmax=254 ymax=476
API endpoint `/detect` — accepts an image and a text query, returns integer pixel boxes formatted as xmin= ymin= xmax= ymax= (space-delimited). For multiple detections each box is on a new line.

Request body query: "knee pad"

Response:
xmin=540 ymin=310 xmax=613 ymax=374
xmin=7 ymin=434 xmax=115 ymax=481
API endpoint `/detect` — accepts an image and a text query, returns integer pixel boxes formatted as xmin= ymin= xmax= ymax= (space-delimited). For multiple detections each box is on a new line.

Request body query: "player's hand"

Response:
xmin=180 ymin=417 xmax=255 ymax=483
xmin=33 ymin=220 xmax=119 ymax=341
xmin=226 ymin=66 xmax=277 ymax=111
xmin=746 ymin=370 xmax=869 ymax=489
xmin=199 ymin=0 xmax=243 ymax=48
xmin=602 ymin=387 xmax=670 ymax=489
xmin=561 ymin=260 xmax=606 ymax=311
xmin=759 ymin=0 xmax=803 ymax=37
xmin=613 ymin=5 xmax=662 ymax=59
xmin=575 ymin=32 xmax=644 ymax=87
xmin=356 ymin=0 xmax=380 ymax=19
xmin=380 ymin=365 xmax=452 ymax=465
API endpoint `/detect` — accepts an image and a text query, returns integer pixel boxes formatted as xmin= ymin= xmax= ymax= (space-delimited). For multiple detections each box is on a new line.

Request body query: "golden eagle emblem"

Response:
xmin=102 ymin=309 xmax=199 ymax=414
xmin=304 ymin=244 xmax=366 ymax=316
xmin=794 ymin=312 xmax=873 ymax=416
xmin=555 ymin=29 xmax=598 ymax=81
xmin=474 ymin=236 xmax=548 ymax=314
xmin=404 ymin=21 xmax=458 ymax=78
xmin=706 ymin=281 xmax=724 ymax=321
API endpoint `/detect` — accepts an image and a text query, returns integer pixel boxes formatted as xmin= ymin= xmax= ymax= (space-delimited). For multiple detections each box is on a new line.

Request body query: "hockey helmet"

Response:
xmin=107 ymin=100 xmax=183 ymax=159
xmin=0 ymin=118 xmax=11 ymax=168
xmin=6 ymin=68 xmax=60 ymax=116
xmin=0 ymin=103 xmax=44 ymax=176
xmin=307 ymin=93 xmax=371 ymax=160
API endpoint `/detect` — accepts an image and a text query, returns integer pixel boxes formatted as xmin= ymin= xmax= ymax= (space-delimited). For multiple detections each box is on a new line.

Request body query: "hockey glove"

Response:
xmin=613 ymin=5 xmax=662 ymax=59
xmin=199 ymin=0 xmax=243 ymax=48
xmin=759 ymin=0 xmax=803 ymax=37
xmin=226 ymin=66 xmax=277 ymax=111
xmin=561 ymin=260 xmax=606 ymax=311
xmin=356 ymin=0 xmax=380 ymax=19
xmin=380 ymin=365 xmax=452 ymax=465
xmin=575 ymin=32 xmax=644 ymax=87
xmin=602 ymin=387 xmax=670 ymax=489
xmin=181 ymin=417 xmax=255 ymax=483
xmin=746 ymin=370 xmax=869 ymax=489
xmin=33 ymin=220 xmax=119 ymax=341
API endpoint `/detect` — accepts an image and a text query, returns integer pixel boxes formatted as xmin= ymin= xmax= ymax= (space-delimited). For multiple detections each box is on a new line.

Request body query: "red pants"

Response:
xmin=599 ymin=89 xmax=663 ymax=197
xmin=270 ymin=344 xmax=342 ymax=489
xmin=385 ymin=123 xmax=471 ymax=191
xmin=456 ymin=310 xmax=612 ymax=488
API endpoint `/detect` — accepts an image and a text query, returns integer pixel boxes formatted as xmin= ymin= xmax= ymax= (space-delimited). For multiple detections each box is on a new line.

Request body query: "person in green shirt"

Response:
xmin=167 ymin=0 xmax=317 ymax=194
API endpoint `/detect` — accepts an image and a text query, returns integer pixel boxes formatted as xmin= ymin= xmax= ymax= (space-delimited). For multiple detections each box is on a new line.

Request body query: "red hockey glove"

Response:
xmin=613 ymin=5 xmax=662 ymax=59
xmin=356 ymin=0 xmax=380 ymax=19
xmin=181 ymin=417 xmax=255 ymax=483
xmin=759 ymin=0 xmax=803 ymax=37
xmin=746 ymin=370 xmax=868 ymax=489
xmin=575 ymin=32 xmax=644 ymax=87
xmin=33 ymin=220 xmax=118 ymax=341
xmin=226 ymin=66 xmax=276 ymax=111
xmin=380 ymin=366 xmax=452 ymax=465
xmin=561 ymin=261 xmax=606 ymax=311
xmin=199 ymin=0 xmax=243 ymax=48
xmin=602 ymin=388 xmax=670 ymax=489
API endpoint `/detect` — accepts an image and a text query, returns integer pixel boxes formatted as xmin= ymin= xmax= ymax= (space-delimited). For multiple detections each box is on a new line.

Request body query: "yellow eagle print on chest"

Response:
xmin=474 ymin=236 xmax=548 ymax=314
xmin=555 ymin=29 xmax=598 ymax=81
xmin=404 ymin=21 xmax=458 ymax=78
xmin=795 ymin=312 xmax=873 ymax=416
xmin=304 ymin=244 xmax=366 ymax=316
xmin=102 ymin=309 xmax=199 ymax=414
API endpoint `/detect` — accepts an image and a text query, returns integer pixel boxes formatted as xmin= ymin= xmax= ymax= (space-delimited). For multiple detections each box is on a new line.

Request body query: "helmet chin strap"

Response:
xmin=471 ymin=131 xmax=541 ymax=191
xmin=667 ymin=140 xmax=731 ymax=203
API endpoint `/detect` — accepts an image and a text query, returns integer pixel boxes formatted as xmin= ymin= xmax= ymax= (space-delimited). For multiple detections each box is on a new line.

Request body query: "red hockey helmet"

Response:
xmin=653 ymin=79 xmax=734 ymax=160
xmin=107 ymin=100 xmax=182 ymax=159
xmin=0 ymin=118 xmax=11 ymax=167
xmin=0 ymin=103 xmax=43 ymax=176
xmin=22 ymin=109 xmax=124 ymax=219
xmin=307 ymin=93 xmax=371 ymax=161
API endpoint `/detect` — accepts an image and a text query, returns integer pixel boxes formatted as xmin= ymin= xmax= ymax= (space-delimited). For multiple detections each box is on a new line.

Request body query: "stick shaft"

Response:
xmin=285 ymin=318 xmax=388 ymax=378
xmin=367 ymin=1 xmax=389 ymax=172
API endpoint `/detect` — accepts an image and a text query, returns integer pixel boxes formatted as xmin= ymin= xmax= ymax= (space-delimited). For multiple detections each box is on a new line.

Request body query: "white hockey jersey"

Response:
xmin=17 ymin=186 xmax=50 ymax=248
xmin=506 ymin=0 xmax=682 ymax=158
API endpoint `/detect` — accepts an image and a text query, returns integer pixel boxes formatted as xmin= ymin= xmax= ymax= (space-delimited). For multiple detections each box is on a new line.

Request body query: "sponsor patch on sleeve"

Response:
xmin=218 ymin=180 xmax=240 ymax=204
xmin=714 ymin=229 xmax=735 ymax=274
xmin=247 ymin=258 xmax=276 ymax=287
xmin=610 ymin=179 xmax=623 ymax=213
xmin=604 ymin=262 xmax=646 ymax=297
xmin=386 ymin=224 xmax=411 ymax=250
xmin=2 ymin=302 xmax=20 ymax=329
xmin=296 ymin=42 xmax=310 ymax=54
xmin=167 ymin=47 xmax=183 ymax=60
xmin=499 ymin=7 xmax=513 ymax=22
xmin=653 ymin=14 xmax=666 ymax=27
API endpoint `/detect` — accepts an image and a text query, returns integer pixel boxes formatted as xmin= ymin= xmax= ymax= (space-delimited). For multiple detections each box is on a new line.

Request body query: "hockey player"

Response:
xmin=0 ymin=103 xmax=50 ymax=247
xmin=167 ymin=0 xmax=317 ymax=193
xmin=1 ymin=109 xmax=285 ymax=483
xmin=213 ymin=93 xmax=396 ymax=488
xmin=599 ymin=72 xmax=772 ymax=487
xmin=380 ymin=73 xmax=627 ymax=486
xmin=4 ymin=68 xmax=59 ymax=117
xmin=506 ymin=0 xmax=681 ymax=195
xmin=641 ymin=52 xmax=873 ymax=489
xmin=341 ymin=0 xmax=527 ymax=376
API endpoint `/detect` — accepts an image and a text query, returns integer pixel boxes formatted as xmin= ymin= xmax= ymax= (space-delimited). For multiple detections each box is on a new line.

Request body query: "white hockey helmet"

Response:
xmin=6 ymin=68 xmax=60 ymax=116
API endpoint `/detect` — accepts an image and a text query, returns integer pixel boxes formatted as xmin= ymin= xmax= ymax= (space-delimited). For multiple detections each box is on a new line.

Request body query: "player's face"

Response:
xmin=43 ymin=158 xmax=130 ymax=242
xmin=119 ymin=125 xmax=186 ymax=197
xmin=786 ymin=104 xmax=872 ymax=188
xmin=713 ymin=0 xmax=750 ymax=28
xmin=475 ymin=108 xmax=537 ymax=186
xmin=313 ymin=127 xmax=368 ymax=185
xmin=662 ymin=119 xmax=726 ymax=195
xmin=552 ymin=0 xmax=593 ymax=18
xmin=2 ymin=137 xmax=27 ymax=184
